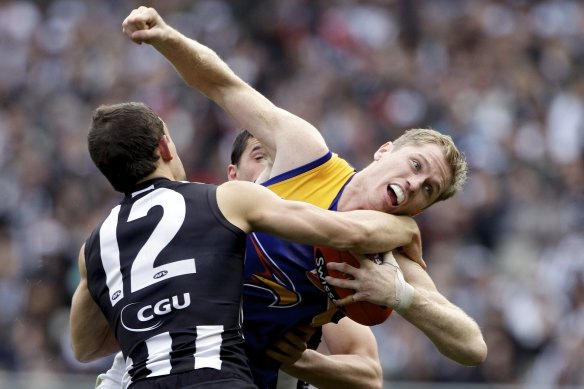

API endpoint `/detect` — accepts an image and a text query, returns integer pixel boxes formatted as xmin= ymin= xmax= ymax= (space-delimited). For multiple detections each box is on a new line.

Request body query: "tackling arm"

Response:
xmin=70 ymin=245 xmax=119 ymax=362
xmin=216 ymin=181 xmax=422 ymax=260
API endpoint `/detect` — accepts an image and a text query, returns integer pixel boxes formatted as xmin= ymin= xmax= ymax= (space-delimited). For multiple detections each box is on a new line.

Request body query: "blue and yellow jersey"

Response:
xmin=242 ymin=151 xmax=356 ymax=389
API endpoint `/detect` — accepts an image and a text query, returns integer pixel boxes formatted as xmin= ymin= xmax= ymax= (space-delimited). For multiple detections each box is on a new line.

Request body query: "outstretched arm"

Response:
xmin=326 ymin=252 xmax=487 ymax=366
xmin=70 ymin=245 xmax=119 ymax=362
xmin=122 ymin=6 xmax=328 ymax=177
xmin=216 ymin=181 xmax=422 ymax=260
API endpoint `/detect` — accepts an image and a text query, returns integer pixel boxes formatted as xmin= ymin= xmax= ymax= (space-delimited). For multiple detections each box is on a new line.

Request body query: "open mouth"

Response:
xmin=387 ymin=184 xmax=404 ymax=206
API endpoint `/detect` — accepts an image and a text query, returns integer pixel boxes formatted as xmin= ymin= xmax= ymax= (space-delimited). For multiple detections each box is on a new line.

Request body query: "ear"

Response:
xmin=158 ymin=135 xmax=173 ymax=162
xmin=373 ymin=141 xmax=393 ymax=161
xmin=227 ymin=164 xmax=238 ymax=181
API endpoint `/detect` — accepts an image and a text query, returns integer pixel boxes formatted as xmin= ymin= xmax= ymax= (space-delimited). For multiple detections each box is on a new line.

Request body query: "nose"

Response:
xmin=407 ymin=177 xmax=424 ymax=194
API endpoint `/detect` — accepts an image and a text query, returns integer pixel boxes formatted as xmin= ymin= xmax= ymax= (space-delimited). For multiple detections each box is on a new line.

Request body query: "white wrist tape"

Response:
xmin=383 ymin=251 xmax=415 ymax=314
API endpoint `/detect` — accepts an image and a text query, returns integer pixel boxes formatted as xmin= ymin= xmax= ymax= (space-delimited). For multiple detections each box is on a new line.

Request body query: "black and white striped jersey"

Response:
xmin=84 ymin=178 xmax=252 ymax=388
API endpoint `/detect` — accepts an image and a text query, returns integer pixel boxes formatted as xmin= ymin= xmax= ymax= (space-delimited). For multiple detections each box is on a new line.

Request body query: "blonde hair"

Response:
xmin=392 ymin=128 xmax=467 ymax=203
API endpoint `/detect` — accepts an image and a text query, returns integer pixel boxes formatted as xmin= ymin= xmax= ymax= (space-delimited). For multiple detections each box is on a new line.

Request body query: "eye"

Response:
xmin=412 ymin=160 xmax=421 ymax=171
xmin=424 ymin=184 xmax=433 ymax=196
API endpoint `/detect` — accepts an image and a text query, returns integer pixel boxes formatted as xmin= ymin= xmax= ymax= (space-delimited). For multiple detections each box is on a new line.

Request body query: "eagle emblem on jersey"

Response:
xmin=245 ymin=233 xmax=301 ymax=307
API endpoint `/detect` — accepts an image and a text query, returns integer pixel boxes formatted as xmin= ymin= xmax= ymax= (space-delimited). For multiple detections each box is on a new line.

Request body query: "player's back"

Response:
xmin=84 ymin=178 xmax=254 ymax=388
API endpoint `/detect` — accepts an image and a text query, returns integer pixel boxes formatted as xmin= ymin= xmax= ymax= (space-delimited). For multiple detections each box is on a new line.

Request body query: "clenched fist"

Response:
xmin=122 ymin=6 xmax=170 ymax=45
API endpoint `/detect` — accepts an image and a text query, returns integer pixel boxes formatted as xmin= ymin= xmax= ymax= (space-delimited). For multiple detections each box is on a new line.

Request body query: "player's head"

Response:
xmin=88 ymin=102 xmax=186 ymax=193
xmin=391 ymin=128 xmax=467 ymax=202
xmin=227 ymin=129 xmax=270 ymax=182
xmin=357 ymin=128 xmax=467 ymax=216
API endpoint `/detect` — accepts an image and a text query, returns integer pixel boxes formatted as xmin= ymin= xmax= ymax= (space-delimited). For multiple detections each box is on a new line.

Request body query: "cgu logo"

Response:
xmin=137 ymin=293 xmax=191 ymax=321
xmin=121 ymin=293 xmax=191 ymax=332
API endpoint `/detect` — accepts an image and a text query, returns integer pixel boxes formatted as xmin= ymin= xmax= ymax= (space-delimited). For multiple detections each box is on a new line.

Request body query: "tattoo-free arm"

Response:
xmin=216 ymin=181 xmax=422 ymax=259
xmin=395 ymin=253 xmax=487 ymax=365
xmin=122 ymin=6 xmax=327 ymax=176
xmin=70 ymin=245 xmax=119 ymax=362
xmin=283 ymin=319 xmax=382 ymax=389
xmin=326 ymin=252 xmax=487 ymax=365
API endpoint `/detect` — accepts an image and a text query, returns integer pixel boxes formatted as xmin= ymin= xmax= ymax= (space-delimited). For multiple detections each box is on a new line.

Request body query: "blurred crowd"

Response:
xmin=0 ymin=0 xmax=583 ymax=386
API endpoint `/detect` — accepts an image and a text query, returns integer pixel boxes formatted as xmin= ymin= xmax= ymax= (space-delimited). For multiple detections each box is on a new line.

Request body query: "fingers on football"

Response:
xmin=293 ymin=324 xmax=315 ymax=340
xmin=266 ymin=338 xmax=306 ymax=365
xmin=325 ymin=274 xmax=358 ymax=291
xmin=265 ymin=348 xmax=289 ymax=364
xmin=326 ymin=261 xmax=359 ymax=277
xmin=334 ymin=294 xmax=355 ymax=307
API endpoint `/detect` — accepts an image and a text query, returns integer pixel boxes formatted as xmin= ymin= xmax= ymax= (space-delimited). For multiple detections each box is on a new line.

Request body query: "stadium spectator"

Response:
xmin=0 ymin=0 xmax=582 ymax=386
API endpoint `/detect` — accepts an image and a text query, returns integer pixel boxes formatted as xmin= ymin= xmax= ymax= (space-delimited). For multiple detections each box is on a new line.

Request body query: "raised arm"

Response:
xmin=325 ymin=252 xmax=487 ymax=366
xmin=122 ymin=6 xmax=328 ymax=177
xmin=216 ymin=180 xmax=421 ymax=260
xmin=70 ymin=245 xmax=119 ymax=362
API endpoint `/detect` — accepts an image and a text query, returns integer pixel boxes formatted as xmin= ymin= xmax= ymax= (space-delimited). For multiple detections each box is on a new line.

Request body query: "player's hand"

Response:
xmin=326 ymin=252 xmax=414 ymax=310
xmin=265 ymin=325 xmax=315 ymax=367
xmin=122 ymin=6 xmax=169 ymax=45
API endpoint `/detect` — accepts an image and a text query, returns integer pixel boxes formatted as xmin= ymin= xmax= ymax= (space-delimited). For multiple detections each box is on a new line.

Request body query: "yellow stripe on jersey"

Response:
xmin=267 ymin=154 xmax=355 ymax=209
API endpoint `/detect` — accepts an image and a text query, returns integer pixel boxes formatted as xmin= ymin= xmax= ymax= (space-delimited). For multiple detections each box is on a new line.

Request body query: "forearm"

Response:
xmin=283 ymin=349 xmax=382 ymax=389
xmin=399 ymin=289 xmax=487 ymax=366
xmin=150 ymin=27 xmax=284 ymax=153
xmin=340 ymin=211 xmax=419 ymax=256
xmin=151 ymin=28 xmax=240 ymax=100
xmin=272 ymin=206 xmax=417 ymax=255
xmin=325 ymin=253 xmax=487 ymax=365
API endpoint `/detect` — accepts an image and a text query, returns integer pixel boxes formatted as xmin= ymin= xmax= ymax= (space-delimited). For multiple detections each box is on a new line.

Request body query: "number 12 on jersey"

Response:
xmin=98 ymin=188 xmax=197 ymax=307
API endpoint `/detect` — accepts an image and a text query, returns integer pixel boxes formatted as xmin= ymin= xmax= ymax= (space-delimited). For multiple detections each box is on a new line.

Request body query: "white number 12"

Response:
xmin=99 ymin=188 xmax=196 ymax=307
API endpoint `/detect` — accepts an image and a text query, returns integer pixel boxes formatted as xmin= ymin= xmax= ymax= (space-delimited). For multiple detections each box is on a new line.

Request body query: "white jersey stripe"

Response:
xmin=99 ymin=205 xmax=125 ymax=307
xmin=122 ymin=355 xmax=133 ymax=389
xmin=194 ymin=325 xmax=223 ymax=370
xmin=145 ymin=332 xmax=173 ymax=377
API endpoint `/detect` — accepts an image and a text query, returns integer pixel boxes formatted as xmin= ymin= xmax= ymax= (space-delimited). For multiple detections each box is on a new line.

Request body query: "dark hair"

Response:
xmin=230 ymin=129 xmax=254 ymax=165
xmin=88 ymin=102 xmax=164 ymax=193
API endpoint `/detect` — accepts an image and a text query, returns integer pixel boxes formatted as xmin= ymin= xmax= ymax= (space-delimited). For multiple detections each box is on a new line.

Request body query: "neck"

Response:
xmin=336 ymin=173 xmax=362 ymax=211
xmin=137 ymin=167 xmax=175 ymax=185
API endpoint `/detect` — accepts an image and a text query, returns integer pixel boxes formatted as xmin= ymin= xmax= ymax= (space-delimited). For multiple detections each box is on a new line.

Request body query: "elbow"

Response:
xmin=358 ymin=361 xmax=383 ymax=389
xmin=439 ymin=331 xmax=487 ymax=366
xmin=359 ymin=379 xmax=382 ymax=389
xmin=72 ymin=345 xmax=95 ymax=363
xmin=370 ymin=371 xmax=384 ymax=389
xmin=70 ymin=334 xmax=108 ymax=363
xmin=468 ymin=338 xmax=488 ymax=366
xmin=458 ymin=338 xmax=488 ymax=366
xmin=359 ymin=355 xmax=383 ymax=389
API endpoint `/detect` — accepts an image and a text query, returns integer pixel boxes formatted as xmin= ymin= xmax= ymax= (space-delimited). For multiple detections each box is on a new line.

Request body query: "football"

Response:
xmin=314 ymin=246 xmax=393 ymax=326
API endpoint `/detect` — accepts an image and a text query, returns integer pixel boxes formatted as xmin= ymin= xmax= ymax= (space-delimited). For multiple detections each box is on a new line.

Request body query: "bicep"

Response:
xmin=70 ymin=246 xmax=118 ymax=361
xmin=217 ymin=181 xmax=312 ymax=234
xmin=70 ymin=246 xmax=99 ymax=333
xmin=217 ymin=181 xmax=357 ymax=250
